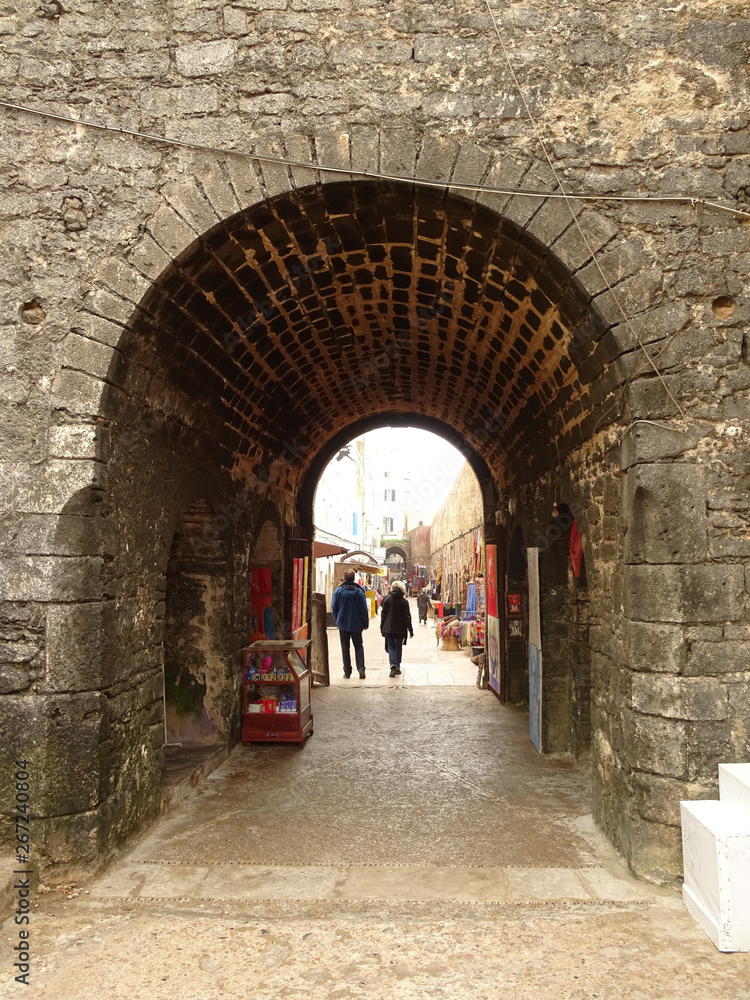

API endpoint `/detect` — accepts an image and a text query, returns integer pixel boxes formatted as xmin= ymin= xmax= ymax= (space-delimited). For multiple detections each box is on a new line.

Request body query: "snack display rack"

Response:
xmin=241 ymin=639 xmax=313 ymax=744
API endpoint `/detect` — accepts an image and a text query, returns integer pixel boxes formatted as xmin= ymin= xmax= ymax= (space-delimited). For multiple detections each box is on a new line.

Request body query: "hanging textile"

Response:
xmin=465 ymin=582 xmax=477 ymax=615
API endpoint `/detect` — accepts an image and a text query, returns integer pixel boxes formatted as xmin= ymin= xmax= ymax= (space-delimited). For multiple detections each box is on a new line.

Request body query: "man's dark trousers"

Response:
xmin=339 ymin=630 xmax=365 ymax=675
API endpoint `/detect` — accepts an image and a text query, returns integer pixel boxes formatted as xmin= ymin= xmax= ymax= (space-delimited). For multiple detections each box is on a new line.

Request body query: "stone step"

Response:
xmin=88 ymin=861 xmax=659 ymax=906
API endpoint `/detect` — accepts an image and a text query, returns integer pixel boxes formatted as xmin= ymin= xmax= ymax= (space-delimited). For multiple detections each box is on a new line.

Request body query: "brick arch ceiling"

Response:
xmin=122 ymin=181 xmax=610 ymax=493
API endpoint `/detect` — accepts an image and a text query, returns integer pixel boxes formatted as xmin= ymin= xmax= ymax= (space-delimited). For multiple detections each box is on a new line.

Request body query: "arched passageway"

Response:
xmin=90 ymin=179 xmax=616 ymax=869
xmin=30 ymin=175 xmax=746 ymax=889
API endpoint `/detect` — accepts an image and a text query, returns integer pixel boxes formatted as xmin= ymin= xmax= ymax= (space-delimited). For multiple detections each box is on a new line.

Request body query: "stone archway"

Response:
xmin=12 ymin=166 xmax=747 ymax=887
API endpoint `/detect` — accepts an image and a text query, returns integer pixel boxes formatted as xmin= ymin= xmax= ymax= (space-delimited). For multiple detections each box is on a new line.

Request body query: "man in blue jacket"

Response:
xmin=331 ymin=569 xmax=370 ymax=679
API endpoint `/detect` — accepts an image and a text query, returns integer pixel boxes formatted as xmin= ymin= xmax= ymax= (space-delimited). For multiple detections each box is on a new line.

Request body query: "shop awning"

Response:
xmin=313 ymin=541 xmax=349 ymax=558
xmin=335 ymin=560 xmax=387 ymax=576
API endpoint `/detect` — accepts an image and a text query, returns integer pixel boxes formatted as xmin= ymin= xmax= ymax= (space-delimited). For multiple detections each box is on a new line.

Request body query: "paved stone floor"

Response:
xmin=3 ymin=603 xmax=749 ymax=998
xmin=326 ymin=600 xmax=478 ymax=686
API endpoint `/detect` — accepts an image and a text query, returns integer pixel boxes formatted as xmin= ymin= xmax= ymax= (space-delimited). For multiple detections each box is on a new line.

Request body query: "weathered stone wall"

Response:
xmin=406 ymin=523 xmax=431 ymax=580
xmin=1 ymin=0 xmax=749 ymax=882
xmin=428 ymin=462 xmax=483 ymax=604
xmin=509 ymin=409 xmax=750 ymax=884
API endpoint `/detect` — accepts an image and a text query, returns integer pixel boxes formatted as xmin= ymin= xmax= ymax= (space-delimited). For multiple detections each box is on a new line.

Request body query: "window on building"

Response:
xmin=384 ymin=489 xmax=395 ymax=502
xmin=352 ymin=512 xmax=358 ymax=536
xmin=383 ymin=516 xmax=394 ymax=533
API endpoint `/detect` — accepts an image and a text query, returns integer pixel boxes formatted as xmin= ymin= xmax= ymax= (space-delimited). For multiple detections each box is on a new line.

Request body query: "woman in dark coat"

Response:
xmin=380 ymin=580 xmax=414 ymax=677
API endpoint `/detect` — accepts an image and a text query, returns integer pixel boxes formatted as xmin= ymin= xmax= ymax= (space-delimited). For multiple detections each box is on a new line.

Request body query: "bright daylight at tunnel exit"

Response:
xmin=3 ymin=0 xmax=750 ymax=994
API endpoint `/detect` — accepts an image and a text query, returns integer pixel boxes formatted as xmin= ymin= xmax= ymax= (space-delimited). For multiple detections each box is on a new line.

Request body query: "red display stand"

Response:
xmin=241 ymin=640 xmax=313 ymax=744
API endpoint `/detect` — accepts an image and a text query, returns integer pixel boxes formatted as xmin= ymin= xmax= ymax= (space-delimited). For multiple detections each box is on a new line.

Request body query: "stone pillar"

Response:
xmin=621 ymin=442 xmax=749 ymax=884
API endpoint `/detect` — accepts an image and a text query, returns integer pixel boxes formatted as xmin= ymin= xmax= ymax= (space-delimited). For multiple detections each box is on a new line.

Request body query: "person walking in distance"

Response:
xmin=331 ymin=569 xmax=370 ymax=679
xmin=380 ymin=579 xmax=414 ymax=678
xmin=416 ymin=588 xmax=432 ymax=625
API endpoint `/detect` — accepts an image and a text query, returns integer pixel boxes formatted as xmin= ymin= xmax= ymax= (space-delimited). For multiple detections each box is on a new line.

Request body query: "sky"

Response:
xmin=364 ymin=426 xmax=468 ymax=517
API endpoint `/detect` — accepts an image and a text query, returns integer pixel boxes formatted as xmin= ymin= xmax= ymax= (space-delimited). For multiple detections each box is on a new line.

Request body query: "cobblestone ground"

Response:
xmin=4 ymin=604 xmax=749 ymax=997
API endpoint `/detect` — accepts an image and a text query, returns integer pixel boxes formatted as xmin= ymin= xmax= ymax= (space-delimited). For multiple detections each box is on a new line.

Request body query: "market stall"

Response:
xmin=241 ymin=639 xmax=313 ymax=744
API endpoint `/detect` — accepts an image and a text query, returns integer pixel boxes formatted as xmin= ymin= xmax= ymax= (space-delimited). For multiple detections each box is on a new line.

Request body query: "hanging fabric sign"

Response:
xmin=485 ymin=544 xmax=497 ymax=618
xmin=569 ymin=520 xmax=583 ymax=578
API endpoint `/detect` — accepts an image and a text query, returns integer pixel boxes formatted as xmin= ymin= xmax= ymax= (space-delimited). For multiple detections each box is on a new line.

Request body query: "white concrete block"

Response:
xmin=719 ymin=763 xmax=750 ymax=809
xmin=681 ymin=799 xmax=750 ymax=952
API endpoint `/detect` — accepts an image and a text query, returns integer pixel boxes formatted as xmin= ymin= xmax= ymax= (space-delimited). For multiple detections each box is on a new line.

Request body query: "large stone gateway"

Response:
xmin=1 ymin=1 xmax=749 ymax=885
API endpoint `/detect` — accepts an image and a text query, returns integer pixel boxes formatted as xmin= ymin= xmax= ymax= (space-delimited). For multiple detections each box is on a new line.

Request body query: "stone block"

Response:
xmin=686 ymin=721 xmax=736 ymax=783
xmin=256 ymin=11 xmax=319 ymax=31
xmin=175 ymin=40 xmax=235 ymax=78
xmin=314 ymin=128 xmax=351 ymax=175
xmin=1 ymin=692 xmax=106 ymax=816
xmin=48 ymin=423 xmax=105 ymax=461
xmin=0 ymin=660 xmax=40 ymax=694
xmin=1 ymin=556 xmax=103 ymax=602
xmin=609 ymin=301 xmax=691 ymax=354
xmin=620 ymin=422 xmax=706 ymax=469
xmin=94 ymin=259 xmax=150 ymax=306
xmin=711 ymin=490 xmax=750 ymax=513
xmin=162 ymin=176 xmax=220 ymax=237
xmin=528 ymin=197 xmax=579 ymax=255
xmin=282 ymin=133 xmax=317 ymax=192
xmin=193 ymin=154 xmax=240 ymax=219
xmin=34 ymin=809 xmax=102 ymax=867
xmin=710 ymin=535 xmax=750 ymax=558
xmin=422 ymin=93 xmax=475 ymax=119
xmin=379 ymin=128 xmax=419 ymax=181
xmin=45 ymin=603 xmax=104 ymax=692
xmin=77 ymin=313 xmax=125 ymax=350
xmin=624 ymin=621 xmax=686 ymax=673
xmin=552 ymin=209 xmax=618 ymax=273
xmin=224 ymin=7 xmax=248 ymax=34
xmin=62 ymin=333 xmax=119 ymax=384
xmin=349 ymin=125 xmax=380 ymax=177
xmin=239 ymin=92 xmax=295 ymax=116
xmin=628 ymin=814 xmax=685 ymax=885
xmin=82 ymin=286 xmax=134 ymax=326
xmin=128 ymin=233 xmax=173 ymax=283
xmin=629 ymin=713 xmax=687 ymax=779
xmin=631 ymin=673 xmax=727 ymax=721
xmin=413 ymin=34 xmax=490 ymax=64
xmin=416 ymin=133 xmax=460 ymax=184
xmin=623 ymin=463 xmax=707 ymax=564
xmin=1 ymin=513 xmax=104 ymax=557
xmin=50 ymin=368 xmax=121 ymax=421
xmin=256 ymin=139 xmax=292 ymax=198
xmin=502 ymin=187 xmax=546 ymax=231
xmin=2 ymin=458 xmax=105 ymax=515
xmin=593 ymin=270 xmax=662 ymax=327
xmin=451 ymin=140 xmax=492 ymax=190
xmin=147 ymin=204 xmax=199 ymax=259
xmin=622 ymin=376 xmax=685 ymax=421
xmin=330 ymin=40 xmax=413 ymax=66
xmin=633 ymin=771 xmax=716 ymax=827
xmin=476 ymin=156 xmax=525 ymax=220
xmin=625 ymin=564 xmax=746 ymax=624
xmin=143 ymin=84 xmax=221 ymax=117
